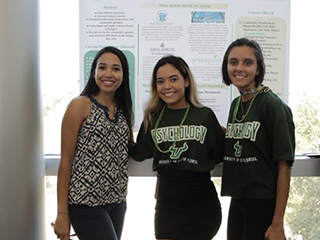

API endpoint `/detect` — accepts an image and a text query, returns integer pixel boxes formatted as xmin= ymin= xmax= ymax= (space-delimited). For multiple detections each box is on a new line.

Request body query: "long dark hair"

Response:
xmin=222 ymin=38 xmax=266 ymax=87
xmin=81 ymin=46 xmax=134 ymax=146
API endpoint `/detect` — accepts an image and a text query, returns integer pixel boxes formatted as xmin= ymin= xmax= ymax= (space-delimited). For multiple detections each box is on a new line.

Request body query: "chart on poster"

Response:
xmin=80 ymin=0 xmax=290 ymax=127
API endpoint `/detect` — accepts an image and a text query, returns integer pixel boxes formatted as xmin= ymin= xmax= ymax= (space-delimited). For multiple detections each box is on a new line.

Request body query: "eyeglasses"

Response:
xmin=51 ymin=222 xmax=77 ymax=239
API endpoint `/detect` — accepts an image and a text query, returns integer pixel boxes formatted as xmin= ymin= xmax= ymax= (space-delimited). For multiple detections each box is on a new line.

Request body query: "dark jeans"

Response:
xmin=227 ymin=197 xmax=276 ymax=240
xmin=69 ymin=201 xmax=127 ymax=240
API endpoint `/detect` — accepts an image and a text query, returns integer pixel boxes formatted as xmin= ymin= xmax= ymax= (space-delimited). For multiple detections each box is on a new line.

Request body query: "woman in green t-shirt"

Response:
xmin=131 ymin=55 xmax=225 ymax=240
xmin=221 ymin=38 xmax=295 ymax=240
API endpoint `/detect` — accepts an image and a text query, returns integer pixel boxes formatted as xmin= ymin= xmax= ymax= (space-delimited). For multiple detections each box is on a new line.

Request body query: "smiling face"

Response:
xmin=227 ymin=46 xmax=259 ymax=92
xmin=156 ymin=64 xmax=189 ymax=109
xmin=94 ymin=52 xmax=123 ymax=96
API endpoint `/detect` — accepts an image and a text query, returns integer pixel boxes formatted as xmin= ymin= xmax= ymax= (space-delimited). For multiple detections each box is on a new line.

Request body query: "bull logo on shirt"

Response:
xmin=234 ymin=140 xmax=242 ymax=157
xmin=169 ymin=142 xmax=189 ymax=159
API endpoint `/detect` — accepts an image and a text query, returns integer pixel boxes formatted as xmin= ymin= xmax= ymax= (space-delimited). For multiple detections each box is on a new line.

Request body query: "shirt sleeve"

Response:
xmin=207 ymin=109 xmax=225 ymax=164
xmin=267 ymin=100 xmax=295 ymax=164
xmin=129 ymin=121 xmax=154 ymax=161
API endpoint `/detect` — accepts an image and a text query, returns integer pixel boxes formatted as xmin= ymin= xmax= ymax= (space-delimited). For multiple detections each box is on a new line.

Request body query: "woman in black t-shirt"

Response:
xmin=221 ymin=38 xmax=295 ymax=240
xmin=131 ymin=55 xmax=225 ymax=240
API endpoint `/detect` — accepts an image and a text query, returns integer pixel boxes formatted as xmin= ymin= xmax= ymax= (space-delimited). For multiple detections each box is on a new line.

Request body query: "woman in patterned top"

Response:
xmin=53 ymin=46 xmax=134 ymax=240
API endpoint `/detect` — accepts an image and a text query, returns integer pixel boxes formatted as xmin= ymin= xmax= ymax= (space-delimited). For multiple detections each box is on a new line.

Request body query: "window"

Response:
xmin=40 ymin=0 xmax=80 ymax=155
xmin=41 ymin=1 xmax=320 ymax=240
xmin=289 ymin=1 xmax=320 ymax=155
xmin=45 ymin=176 xmax=320 ymax=240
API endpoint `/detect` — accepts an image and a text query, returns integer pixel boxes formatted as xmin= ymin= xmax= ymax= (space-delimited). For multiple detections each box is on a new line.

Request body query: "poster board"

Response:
xmin=80 ymin=0 xmax=290 ymax=128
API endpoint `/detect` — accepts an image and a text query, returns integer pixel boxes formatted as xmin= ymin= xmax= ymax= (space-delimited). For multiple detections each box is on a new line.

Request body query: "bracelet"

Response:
xmin=57 ymin=210 xmax=69 ymax=214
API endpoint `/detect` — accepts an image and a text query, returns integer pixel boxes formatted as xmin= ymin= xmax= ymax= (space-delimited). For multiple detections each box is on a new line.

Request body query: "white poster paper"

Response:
xmin=80 ymin=0 xmax=290 ymax=128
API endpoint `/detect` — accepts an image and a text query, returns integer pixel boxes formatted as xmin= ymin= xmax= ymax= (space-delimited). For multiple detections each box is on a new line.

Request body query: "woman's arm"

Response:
xmin=265 ymin=160 xmax=291 ymax=240
xmin=54 ymin=97 xmax=90 ymax=240
xmin=130 ymin=122 xmax=154 ymax=161
xmin=221 ymin=126 xmax=227 ymax=134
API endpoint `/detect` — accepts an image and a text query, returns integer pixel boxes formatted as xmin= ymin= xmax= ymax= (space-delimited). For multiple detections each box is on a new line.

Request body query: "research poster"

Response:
xmin=80 ymin=0 xmax=290 ymax=128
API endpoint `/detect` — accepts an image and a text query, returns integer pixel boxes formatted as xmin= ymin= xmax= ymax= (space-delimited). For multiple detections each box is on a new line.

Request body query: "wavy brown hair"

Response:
xmin=143 ymin=55 xmax=202 ymax=131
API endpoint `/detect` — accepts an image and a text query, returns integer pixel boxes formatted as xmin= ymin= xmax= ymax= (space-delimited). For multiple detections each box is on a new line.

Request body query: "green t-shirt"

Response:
xmin=131 ymin=105 xmax=225 ymax=172
xmin=221 ymin=89 xmax=295 ymax=199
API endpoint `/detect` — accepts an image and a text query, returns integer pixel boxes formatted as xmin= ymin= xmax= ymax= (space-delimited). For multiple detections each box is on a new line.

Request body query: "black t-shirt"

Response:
xmin=131 ymin=104 xmax=225 ymax=172
xmin=221 ymin=89 xmax=295 ymax=199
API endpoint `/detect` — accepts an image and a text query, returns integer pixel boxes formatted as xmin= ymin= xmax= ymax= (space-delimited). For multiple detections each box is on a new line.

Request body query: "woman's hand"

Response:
xmin=53 ymin=214 xmax=71 ymax=240
xmin=265 ymin=222 xmax=286 ymax=240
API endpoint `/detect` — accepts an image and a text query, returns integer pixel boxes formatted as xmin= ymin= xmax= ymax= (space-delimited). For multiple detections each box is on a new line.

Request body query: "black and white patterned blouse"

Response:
xmin=68 ymin=95 xmax=130 ymax=207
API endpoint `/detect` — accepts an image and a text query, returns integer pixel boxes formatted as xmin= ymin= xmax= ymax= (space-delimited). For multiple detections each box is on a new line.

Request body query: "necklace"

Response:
xmin=240 ymin=88 xmax=259 ymax=96
xmin=232 ymin=86 xmax=265 ymax=123
xmin=240 ymin=101 xmax=247 ymax=119
xmin=153 ymin=103 xmax=190 ymax=153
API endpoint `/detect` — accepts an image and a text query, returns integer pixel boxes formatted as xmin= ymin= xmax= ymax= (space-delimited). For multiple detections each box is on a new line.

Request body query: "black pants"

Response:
xmin=69 ymin=202 xmax=126 ymax=240
xmin=227 ymin=197 xmax=276 ymax=240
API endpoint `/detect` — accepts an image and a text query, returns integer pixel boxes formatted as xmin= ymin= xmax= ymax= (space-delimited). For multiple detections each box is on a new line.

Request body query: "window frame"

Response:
xmin=45 ymin=155 xmax=320 ymax=176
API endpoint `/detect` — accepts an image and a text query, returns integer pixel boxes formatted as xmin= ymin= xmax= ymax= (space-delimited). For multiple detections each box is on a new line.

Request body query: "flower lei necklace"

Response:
xmin=232 ymin=86 xmax=269 ymax=123
xmin=153 ymin=103 xmax=190 ymax=153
